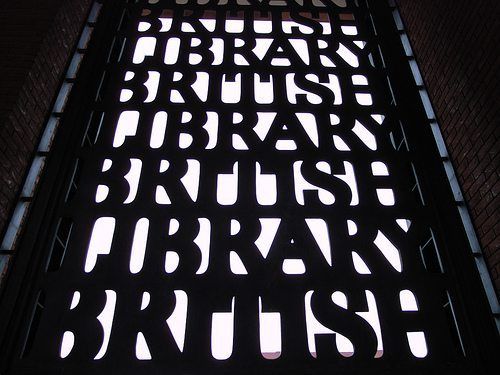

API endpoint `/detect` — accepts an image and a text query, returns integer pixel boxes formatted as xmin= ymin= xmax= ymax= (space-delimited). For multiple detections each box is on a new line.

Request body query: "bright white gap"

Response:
xmin=233 ymin=112 xmax=242 ymax=124
xmin=165 ymin=251 xmax=180 ymax=273
xmin=169 ymin=218 xmax=179 ymax=235
xmin=181 ymin=159 xmax=200 ymax=202
xmin=194 ymin=218 xmax=211 ymax=274
xmin=356 ymin=93 xmax=373 ymax=106
xmin=371 ymin=114 xmax=385 ymax=125
xmin=217 ymin=162 xmax=238 ymax=205
xmin=104 ymin=153 xmax=118 ymax=171
xmin=320 ymin=21 xmax=332 ymax=35
xmin=181 ymin=22 xmax=195 ymax=33
xmin=230 ymin=251 xmax=248 ymax=274
xmin=226 ymin=19 xmax=244 ymax=33
xmin=166 ymin=290 xmax=188 ymax=352
xmin=290 ymin=39 xmax=310 ymax=64
xmin=330 ymin=292 xmax=354 ymax=356
xmin=189 ymin=53 xmax=202 ymax=66
xmin=155 ymin=161 xmax=171 ymax=204
xmin=95 ymin=185 xmax=109 ymax=203
xmin=275 ymin=139 xmax=297 ymax=150
xmin=120 ymin=89 xmax=133 ymax=102
xmin=330 ymin=114 xmax=340 ymax=125
xmin=113 ymin=111 xmax=139 ymax=148
xmin=150 ymin=111 xmax=168 ymax=149
xmin=255 ymin=74 xmax=274 ymax=104
xmin=377 ymin=189 xmax=395 ymax=206
xmin=371 ymin=161 xmax=389 ymax=176
xmin=305 ymin=290 xmax=383 ymax=359
xmin=352 ymin=120 xmax=377 ymax=150
xmin=123 ymin=158 xmax=142 ymax=204
xmin=296 ymin=113 xmax=319 ymax=147
xmin=400 ymin=290 xmax=419 ymax=311
xmin=407 ymin=332 xmax=428 ymax=358
xmin=222 ymin=73 xmax=241 ymax=103
xmin=136 ymin=332 xmax=152 ymax=360
xmin=192 ymin=72 xmax=209 ymax=102
xmin=256 ymin=162 xmax=277 ymax=206
xmin=356 ymin=291 xmax=384 ymax=358
xmin=230 ymin=219 xmax=240 ymax=235
xmin=304 ymin=290 xmax=334 ymax=358
xmin=133 ymin=37 xmax=156 ymax=64
xmin=333 ymin=161 xmax=359 ymax=206
xmin=347 ymin=220 xmax=357 ymax=235
xmin=129 ymin=218 xmax=149 ymax=274
xmin=170 ymin=72 xmax=184 ymax=103
xmin=189 ymin=38 xmax=202 ymax=65
xmin=254 ymin=112 xmax=276 ymax=140
xmin=70 ymin=291 xmax=80 ymax=310
xmin=330 ymin=291 xmax=384 ymax=357
xmin=332 ymin=0 xmax=347 ymax=6
xmin=233 ymin=134 xmax=249 ymax=150
xmin=159 ymin=18 xmax=172 ymax=32
xmin=210 ymin=38 xmax=224 ymax=65
xmin=341 ymin=26 xmax=358 ymax=35
xmin=374 ymin=231 xmax=402 ymax=272
xmin=352 ymin=252 xmax=371 ymax=274
xmin=60 ymin=332 xmax=74 ymax=358
xmin=94 ymin=290 xmax=117 ymax=360
xmin=320 ymin=54 xmax=336 ymax=67
xmin=200 ymin=19 xmax=216 ymax=32
xmin=352 ymin=74 xmax=368 ymax=85
xmin=254 ymin=20 xmax=272 ymax=34
xmin=286 ymin=74 xmax=322 ymax=104
xmin=144 ymin=71 xmax=160 ymax=103
xmin=181 ymin=111 xmax=192 ymax=123
xmin=253 ymin=39 xmax=273 ymax=59
xmin=203 ymin=112 xmax=218 ymax=149
xmin=282 ymin=259 xmax=306 ymax=274
xmin=294 ymin=161 xmax=335 ymax=205
xmin=259 ymin=297 xmax=281 ymax=359
xmin=85 ymin=217 xmax=115 ymax=273
xmin=315 ymin=74 xmax=342 ymax=104
xmin=318 ymin=40 xmax=336 ymax=67
xmin=282 ymin=20 xmax=313 ymax=34
xmin=179 ymin=133 xmax=193 ymax=149
xmin=333 ymin=135 xmax=350 ymax=151
xmin=211 ymin=297 xmax=235 ymax=360
xmin=255 ymin=219 xmax=281 ymax=258
xmin=138 ymin=22 xmax=151 ymax=32
xmin=337 ymin=43 xmax=359 ymax=67
xmin=305 ymin=219 xmax=332 ymax=266
xmin=354 ymin=40 xmax=366 ymax=49
xmin=396 ymin=219 xmax=411 ymax=232
xmin=140 ymin=292 xmax=150 ymax=310
xmin=164 ymin=38 xmax=180 ymax=65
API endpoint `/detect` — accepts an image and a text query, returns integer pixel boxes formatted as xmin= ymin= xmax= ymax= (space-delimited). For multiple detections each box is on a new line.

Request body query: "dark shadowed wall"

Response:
xmin=0 ymin=0 xmax=93 ymax=237
xmin=396 ymin=0 xmax=500 ymax=293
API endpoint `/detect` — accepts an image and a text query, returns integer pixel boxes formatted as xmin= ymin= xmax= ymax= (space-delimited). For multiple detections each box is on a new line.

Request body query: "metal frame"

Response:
xmin=0 ymin=0 xmax=498 ymax=374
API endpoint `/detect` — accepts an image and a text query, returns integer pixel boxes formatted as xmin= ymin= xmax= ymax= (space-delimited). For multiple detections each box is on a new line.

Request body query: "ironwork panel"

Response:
xmin=0 ymin=0 xmax=497 ymax=374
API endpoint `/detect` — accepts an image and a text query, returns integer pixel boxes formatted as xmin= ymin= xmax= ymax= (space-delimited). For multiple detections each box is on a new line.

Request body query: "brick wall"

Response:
xmin=0 ymin=0 xmax=93 ymax=238
xmin=396 ymin=0 xmax=500 ymax=293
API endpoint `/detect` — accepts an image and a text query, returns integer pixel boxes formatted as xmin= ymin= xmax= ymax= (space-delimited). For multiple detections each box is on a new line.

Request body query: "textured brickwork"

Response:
xmin=0 ymin=0 xmax=93 ymax=238
xmin=396 ymin=0 xmax=500 ymax=293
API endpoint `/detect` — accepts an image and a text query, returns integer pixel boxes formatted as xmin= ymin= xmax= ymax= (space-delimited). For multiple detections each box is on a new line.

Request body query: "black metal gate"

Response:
xmin=0 ymin=0 xmax=498 ymax=374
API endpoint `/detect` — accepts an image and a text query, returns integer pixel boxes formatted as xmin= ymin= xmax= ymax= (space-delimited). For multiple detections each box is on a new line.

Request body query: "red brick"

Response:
xmin=397 ymin=0 xmax=500 ymax=294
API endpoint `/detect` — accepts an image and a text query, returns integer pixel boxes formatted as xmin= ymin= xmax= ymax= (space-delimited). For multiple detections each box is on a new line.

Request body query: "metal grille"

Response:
xmin=0 ymin=1 xmax=497 ymax=374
